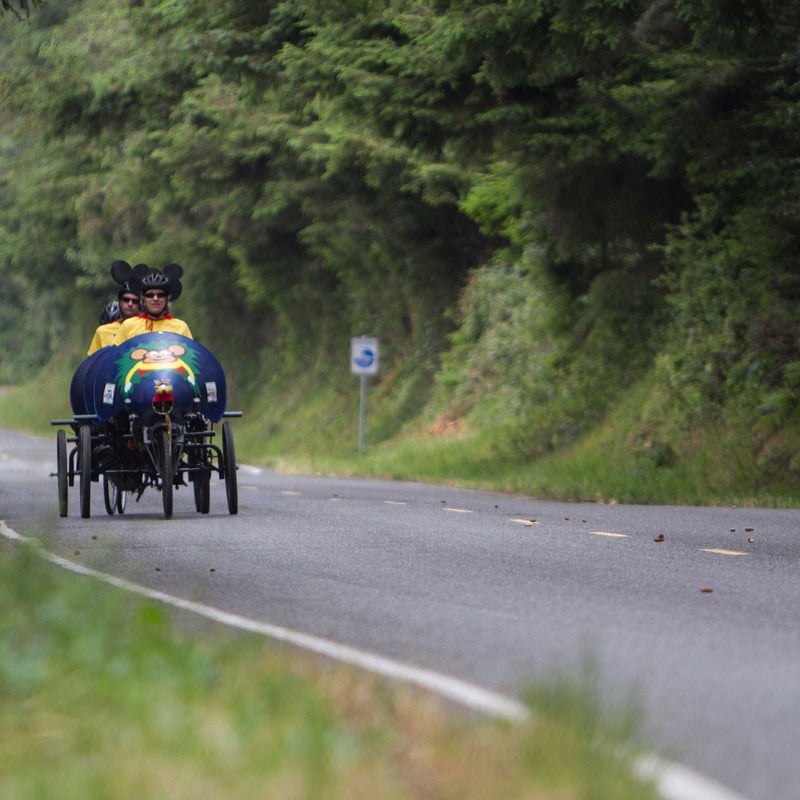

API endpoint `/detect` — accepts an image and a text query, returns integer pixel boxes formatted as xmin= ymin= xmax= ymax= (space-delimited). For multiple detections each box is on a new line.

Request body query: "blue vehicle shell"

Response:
xmin=70 ymin=332 xmax=227 ymax=425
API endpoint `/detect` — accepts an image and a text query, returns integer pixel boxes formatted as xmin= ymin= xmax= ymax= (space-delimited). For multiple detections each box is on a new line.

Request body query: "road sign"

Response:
xmin=350 ymin=337 xmax=379 ymax=376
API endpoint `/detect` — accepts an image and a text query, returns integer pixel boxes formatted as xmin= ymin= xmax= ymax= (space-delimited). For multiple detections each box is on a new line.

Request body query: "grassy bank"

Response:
xmin=0 ymin=539 xmax=660 ymax=800
xmin=4 ymin=360 xmax=800 ymax=508
xmin=232 ymin=370 xmax=800 ymax=508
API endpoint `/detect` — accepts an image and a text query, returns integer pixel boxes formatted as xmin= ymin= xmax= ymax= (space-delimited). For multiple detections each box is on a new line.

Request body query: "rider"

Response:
xmin=114 ymin=265 xmax=193 ymax=343
xmin=86 ymin=282 xmax=141 ymax=355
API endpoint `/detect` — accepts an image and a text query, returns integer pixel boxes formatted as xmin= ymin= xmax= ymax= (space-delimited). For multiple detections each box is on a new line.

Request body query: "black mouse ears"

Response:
xmin=109 ymin=260 xmax=184 ymax=301
xmin=110 ymin=259 xmax=133 ymax=284
xmin=110 ymin=259 xmax=157 ymax=289
xmin=163 ymin=262 xmax=183 ymax=281
xmin=131 ymin=262 xmax=151 ymax=286
xmin=160 ymin=263 xmax=183 ymax=300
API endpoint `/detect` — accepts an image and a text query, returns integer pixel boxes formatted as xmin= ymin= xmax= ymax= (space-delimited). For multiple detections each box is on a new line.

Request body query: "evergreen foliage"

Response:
xmin=2 ymin=0 xmax=800 ymax=489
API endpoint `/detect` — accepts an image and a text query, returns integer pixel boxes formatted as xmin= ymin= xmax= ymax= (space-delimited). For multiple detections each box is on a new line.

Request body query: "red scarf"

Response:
xmin=137 ymin=312 xmax=173 ymax=332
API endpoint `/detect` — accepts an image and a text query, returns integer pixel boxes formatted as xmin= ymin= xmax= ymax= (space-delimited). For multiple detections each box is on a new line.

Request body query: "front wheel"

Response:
xmin=78 ymin=423 xmax=92 ymax=519
xmin=103 ymin=475 xmax=117 ymax=515
xmin=192 ymin=454 xmax=211 ymax=514
xmin=103 ymin=476 xmax=126 ymax=515
xmin=222 ymin=421 xmax=238 ymax=515
xmin=56 ymin=428 xmax=68 ymax=517
xmin=158 ymin=427 xmax=173 ymax=519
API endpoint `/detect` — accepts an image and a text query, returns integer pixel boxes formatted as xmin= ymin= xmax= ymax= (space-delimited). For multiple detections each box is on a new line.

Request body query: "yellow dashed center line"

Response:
xmin=509 ymin=518 xmax=539 ymax=526
xmin=700 ymin=548 xmax=749 ymax=556
xmin=443 ymin=507 xmax=473 ymax=514
xmin=384 ymin=500 xmax=407 ymax=506
xmin=280 ymin=490 xmax=302 ymax=496
xmin=591 ymin=531 xmax=629 ymax=539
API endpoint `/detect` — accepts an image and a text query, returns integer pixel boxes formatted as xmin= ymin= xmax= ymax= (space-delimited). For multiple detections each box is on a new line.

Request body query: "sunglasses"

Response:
xmin=120 ymin=296 xmax=139 ymax=304
xmin=143 ymin=291 xmax=168 ymax=299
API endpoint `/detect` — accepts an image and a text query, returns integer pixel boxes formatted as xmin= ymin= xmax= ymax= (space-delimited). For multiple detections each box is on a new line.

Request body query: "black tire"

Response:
xmin=79 ymin=423 xmax=92 ymax=519
xmin=103 ymin=475 xmax=117 ymax=516
xmin=192 ymin=453 xmax=211 ymax=514
xmin=222 ymin=421 xmax=238 ymax=515
xmin=158 ymin=427 xmax=173 ymax=519
xmin=56 ymin=428 xmax=68 ymax=517
xmin=117 ymin=487 xmax=127 ymax=514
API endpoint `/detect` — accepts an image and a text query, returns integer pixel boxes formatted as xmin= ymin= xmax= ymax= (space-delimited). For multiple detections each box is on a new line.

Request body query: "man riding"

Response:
xmin=114 ymin=263 xmax=192 ymax=344
xmin=87 ymin=282 xmax=141 ymax=355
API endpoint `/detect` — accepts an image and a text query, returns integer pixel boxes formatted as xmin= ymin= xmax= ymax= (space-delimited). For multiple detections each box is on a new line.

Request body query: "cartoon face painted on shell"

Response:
xmin=118 ymin=341 xmax=199 ymax=396
xmin=73 ymin=333 xmax=228 ymax=424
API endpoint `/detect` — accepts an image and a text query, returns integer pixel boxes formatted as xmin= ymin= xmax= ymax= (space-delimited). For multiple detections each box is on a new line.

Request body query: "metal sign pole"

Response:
xmin=359 ymin=373 xmax=367 ymax=452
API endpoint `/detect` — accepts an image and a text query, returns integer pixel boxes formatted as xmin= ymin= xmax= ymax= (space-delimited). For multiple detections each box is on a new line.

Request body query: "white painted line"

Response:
xmin=384 ymin=500 xmax=408 ymax=506
xmin=0 ymin=523 xmax=526 ymax=723
xmin=636 ymin=755 xmax=751 ymax=800
xmin=699 ymin=548 xmax=749 ymax=556
xmin=443 ymin=507 xmax=472 ymax=514
xmin=509 ymin=517 xmax=539 ymax=526
xmin=591 ymin=531 xmax=629 ymax=539
xmin=1 ymin=521 xmax=752 ymax=800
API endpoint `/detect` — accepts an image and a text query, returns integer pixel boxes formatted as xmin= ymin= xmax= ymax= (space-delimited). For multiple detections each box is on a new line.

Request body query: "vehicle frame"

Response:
xmin=52 ymin=331 xmax=241 ymax=519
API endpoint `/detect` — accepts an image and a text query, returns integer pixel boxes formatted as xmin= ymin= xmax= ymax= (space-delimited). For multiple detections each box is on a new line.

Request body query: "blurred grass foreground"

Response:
xmin=0 ymin=536 xmax=661 ymax=800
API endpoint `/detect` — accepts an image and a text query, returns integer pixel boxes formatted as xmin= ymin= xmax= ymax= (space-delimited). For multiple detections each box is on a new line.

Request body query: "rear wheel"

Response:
xmin=56 ymin=429 xmax=68 ymax=517
xmin=79 ymin=423 xmax=92 ymax=519
xmin=158 ymin=427 xmax=173 ymax=519
xmin=222 ymin=421 xmax=238 ymax=515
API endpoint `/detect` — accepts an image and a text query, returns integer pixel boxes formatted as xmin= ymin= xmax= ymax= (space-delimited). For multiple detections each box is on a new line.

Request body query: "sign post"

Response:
xmin=350 ymin=337 xmax=379 ymax=451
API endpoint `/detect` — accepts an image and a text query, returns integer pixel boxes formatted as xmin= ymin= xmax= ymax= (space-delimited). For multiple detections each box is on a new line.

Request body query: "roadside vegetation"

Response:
xmin=3 ymin=1 xmax=800 ymax=507
xmin=0 ymin=540 xmax=660 ymax=800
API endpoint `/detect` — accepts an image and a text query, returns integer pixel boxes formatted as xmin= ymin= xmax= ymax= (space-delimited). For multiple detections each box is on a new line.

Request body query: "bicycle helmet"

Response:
xmin=99 ymin=300 xmax=121 ymax=324
xmin=117 ymin=281 xmax=136 ymax=299
xmin=141 ymin=271 xmax=172 ymax=293
xmin=137 ymin=263 xmax=184 ymax=301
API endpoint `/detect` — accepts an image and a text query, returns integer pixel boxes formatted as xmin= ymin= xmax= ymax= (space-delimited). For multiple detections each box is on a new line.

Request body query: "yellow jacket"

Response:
xmin=87 ymin=320 xmax=122 ymax=355
xmin=114 ymin=314 xmax=193 ymax=344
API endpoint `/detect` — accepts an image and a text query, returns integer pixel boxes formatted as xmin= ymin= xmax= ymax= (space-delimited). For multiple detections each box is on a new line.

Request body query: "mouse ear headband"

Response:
xmin=110 ymin=259 xmax=133 ymax=285
xmin=162 ymin=263 xmax=183 ymax=301
xmin=111 ymin=260 xmax=183 ymax=300
xmin=110 ymin=260 xmax=141 ymax=298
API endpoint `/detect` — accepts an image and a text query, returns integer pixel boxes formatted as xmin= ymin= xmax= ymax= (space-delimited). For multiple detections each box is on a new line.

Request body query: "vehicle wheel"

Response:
xmin=103 ymin=475 xmax=118 ymax=516
xmin=79 ymin=423 xmax=92 ymax=519
xmin=192 ymin=453 xmax=211 ymax=514
xmin=117 ymin=487 xmax=127 ymax=514
xmin=222 ymin=421 xmax=238 ymax=515
xmin=158 ymin=427 xmax=173 ymax=519
xmin=56 ymin=428 xmax=68 ymax=517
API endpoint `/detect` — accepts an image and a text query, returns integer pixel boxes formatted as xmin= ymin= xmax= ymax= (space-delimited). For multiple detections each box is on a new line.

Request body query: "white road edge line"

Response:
xmin=1 ymin=522 xmax=750 ymax=800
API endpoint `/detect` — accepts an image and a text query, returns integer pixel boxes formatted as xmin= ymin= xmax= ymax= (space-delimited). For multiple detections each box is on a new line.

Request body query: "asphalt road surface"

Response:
xmin=2 ymin=427 xmax=799 ymax=800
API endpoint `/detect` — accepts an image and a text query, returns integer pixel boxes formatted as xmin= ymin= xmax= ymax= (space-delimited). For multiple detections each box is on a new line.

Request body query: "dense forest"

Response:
xmin=2 ymin=1 xmax=800 ymax=497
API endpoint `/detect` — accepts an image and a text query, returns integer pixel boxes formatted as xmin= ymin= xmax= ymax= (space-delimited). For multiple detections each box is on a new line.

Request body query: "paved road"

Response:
xmin=2 ymin=427 xmax=799 ymax=800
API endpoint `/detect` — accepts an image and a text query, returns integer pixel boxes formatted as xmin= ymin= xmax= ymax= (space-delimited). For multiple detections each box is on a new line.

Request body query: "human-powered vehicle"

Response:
xmin=52 ymin=332 xmax=241 ymax=519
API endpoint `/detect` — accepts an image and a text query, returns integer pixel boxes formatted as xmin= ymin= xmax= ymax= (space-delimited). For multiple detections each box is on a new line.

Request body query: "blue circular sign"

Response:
xmin=354 ymin=347 xmax=375 ymax=368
